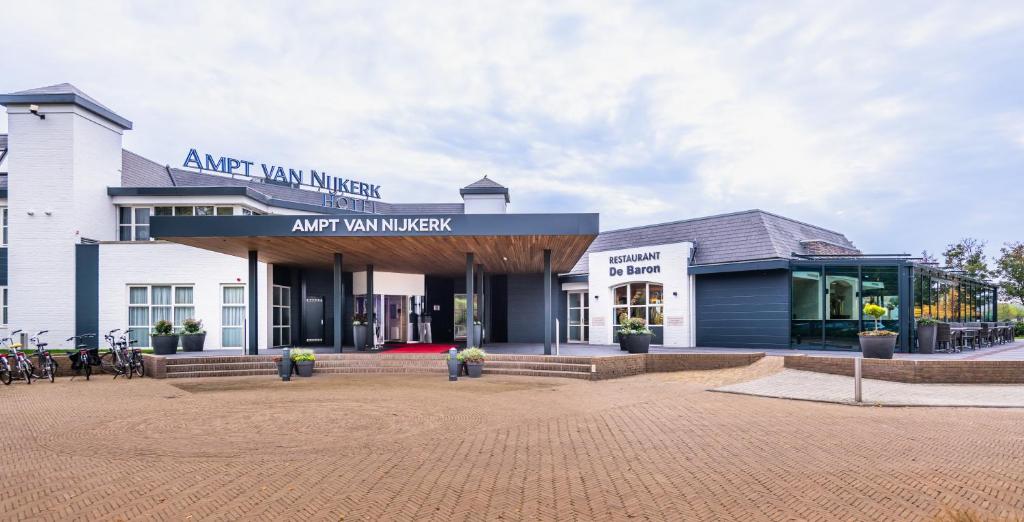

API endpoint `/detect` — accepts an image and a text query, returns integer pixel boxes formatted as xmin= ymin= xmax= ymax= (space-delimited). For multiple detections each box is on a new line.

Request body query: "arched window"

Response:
xmin=611 ymin=282 xmax=664 ymax=344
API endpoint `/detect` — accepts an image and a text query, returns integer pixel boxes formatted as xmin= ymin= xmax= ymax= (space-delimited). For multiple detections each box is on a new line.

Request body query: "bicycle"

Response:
xmin=100 ymin=329 xmax=133 ymax=379
xmin=67 ymin=334 xmax=98 ymax=380
xmin=2 ymin=330 xmax=33 ymax=385
xmin=127 ymin=337 xmax=145 ymax=378
xmin=28 ymin=331 xmax=58 ymax=383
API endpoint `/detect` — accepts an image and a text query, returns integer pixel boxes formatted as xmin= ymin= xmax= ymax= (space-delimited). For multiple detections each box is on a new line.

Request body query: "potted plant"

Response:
xmin=859 ymin=303 xmax=898 ymax=359
xmin=352 ymin=313 xmax=368 ymax=350
xmin=457 ymin=347 xmax=486 ymax=378
xmin=150 ymin=319 xmax=179 ymax=355
xmin=180 ymin=318 xmax=206 ymax=352
xmin=619 ymin=316 xmax=653 ymax=354
xmin=916 ymin=316 xmax=938 ymax=354
xmin=291 ymin=348 xmax=315 ymax=377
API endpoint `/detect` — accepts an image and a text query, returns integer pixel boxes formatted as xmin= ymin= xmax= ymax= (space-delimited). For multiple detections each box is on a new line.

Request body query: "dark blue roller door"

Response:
xmin=695 ymin=269 xmax=790 ymax=349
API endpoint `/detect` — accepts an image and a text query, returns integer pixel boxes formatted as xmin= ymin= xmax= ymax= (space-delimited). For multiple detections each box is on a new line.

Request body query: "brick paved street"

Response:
xmin=2 ymin=364 xmax=1024 ymax=521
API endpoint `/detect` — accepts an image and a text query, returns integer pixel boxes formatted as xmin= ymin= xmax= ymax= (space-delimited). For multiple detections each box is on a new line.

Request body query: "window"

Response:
xmin=0 ymin=286 xmax=7 ymax=326
xmin=118 ymin=207 xmax=151 ymax=241
xmin=127 ymin=285 xmax=195 ymax=347
xmin=1 ymin=206 xmax=7 ymax=246
xmin=611 ymin=282 xmax=664 ymax=345
xmin=272 ymin=285 xmax=291 ymax=347
xmin=453 ymin=294 xmax=478 ymax=340
xmin=222 ymin=285 xmax=246 ymax=348
xmin=154 ymin=205 xmax=236 ymax=217
xmin=567 ymin=291 xmax=589 ymax=343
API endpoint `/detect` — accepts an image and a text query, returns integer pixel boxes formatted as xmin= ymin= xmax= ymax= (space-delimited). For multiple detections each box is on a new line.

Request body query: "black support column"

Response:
xmin=248 ymin=250 xmax=259 ymax=355
xmin=476 ymin=263 xmax=484 ymax=347
xmin=366 ymin=264 xmax=374 ymax=350
xmin=333 ymin=253 xmax=344 ymax=352
xmin=466 ymin=253 xmax=475 ymax=347
xmin=543 ymin=249 xmax=552 ymax=355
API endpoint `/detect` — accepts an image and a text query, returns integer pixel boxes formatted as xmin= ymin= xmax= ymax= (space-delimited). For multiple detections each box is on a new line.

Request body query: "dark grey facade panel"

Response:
xmin=506 ymin=273 xmax=561 ymax=344
xmin=695 ymin=270 xmax=791 ymax=349
xmin=75 ymin=243 xmax=100 ymax=348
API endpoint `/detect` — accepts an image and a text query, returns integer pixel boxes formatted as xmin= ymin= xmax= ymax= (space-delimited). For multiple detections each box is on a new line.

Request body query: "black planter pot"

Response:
xmin=295 ymin=360 xmax=314 ymax=377
xmin=151 ymin=335 xmax=179 ymax=355
xmin=917 ymin=324 xmax=937 ymax=354
xmin=466 ymin=362 xmax=484 ymax=378
xmin=622 ymin=333 xmax=652 ymax=354
xmin=181 ymin=333 xmax=206 ymax=352
xmin=618 ymin=334 xmax=628 ymax=351
xmin=859 ymin=334 xmax=897 ymax=359
xmin=353 ymin=325 xmax=367 ymax=351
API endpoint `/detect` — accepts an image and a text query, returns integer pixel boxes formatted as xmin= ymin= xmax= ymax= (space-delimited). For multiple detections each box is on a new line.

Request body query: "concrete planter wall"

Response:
xmin=859 ymin=334 xmax=897 ymax=359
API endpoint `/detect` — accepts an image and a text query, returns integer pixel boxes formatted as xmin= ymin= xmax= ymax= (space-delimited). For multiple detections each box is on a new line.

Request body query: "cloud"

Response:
xmin=1 ymin=0 xmax=1023 ymax=260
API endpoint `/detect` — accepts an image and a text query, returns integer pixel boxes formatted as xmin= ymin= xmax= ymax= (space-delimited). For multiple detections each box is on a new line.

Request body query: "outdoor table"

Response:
xmin=951 ymin=327 xmax=981 ymax=350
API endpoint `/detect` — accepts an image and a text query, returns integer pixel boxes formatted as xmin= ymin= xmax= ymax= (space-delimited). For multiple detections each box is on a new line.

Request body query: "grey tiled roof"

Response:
xmin=462 ymin=175 xmax=506 ymax=189
xmin=120 ymin=149 xmax=464 ymax=214
xmin=566 ymin=210 xmax=859 ymax=274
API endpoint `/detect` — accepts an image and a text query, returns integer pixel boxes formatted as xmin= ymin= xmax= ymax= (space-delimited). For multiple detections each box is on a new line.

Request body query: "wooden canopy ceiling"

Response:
xmin=161 ymin=234 xmax=595 ymax=275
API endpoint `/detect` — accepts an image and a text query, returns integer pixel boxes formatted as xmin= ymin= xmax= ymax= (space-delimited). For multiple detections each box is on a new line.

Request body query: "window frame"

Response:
xmin=126 ymin=284 xmax=196 ymax=347
xmin=566 ymin=291 xmax=589 ymax=343
xmin=221 ymin=284 xmax=247 ymax=349
xmin=272 ymin=284 xmax=291 ymax=347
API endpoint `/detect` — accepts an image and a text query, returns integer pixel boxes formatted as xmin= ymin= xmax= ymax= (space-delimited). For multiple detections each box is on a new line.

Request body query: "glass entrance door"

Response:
xmin=567 ymin=291 xmax=589 ymax=343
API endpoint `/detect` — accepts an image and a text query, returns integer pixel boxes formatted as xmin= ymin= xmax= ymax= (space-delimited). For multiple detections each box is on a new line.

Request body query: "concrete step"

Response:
xmin=485 ymin=360 xmax=592 ymax=372
xmin=166 ymin=369 xmax=277 ymax=379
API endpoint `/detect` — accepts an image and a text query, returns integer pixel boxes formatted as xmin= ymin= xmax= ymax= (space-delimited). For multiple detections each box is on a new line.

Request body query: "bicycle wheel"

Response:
xmin=124 ymin=359 xmax=133 ymax=379
xmin=0 ymin=367 xmax=10 ymax=385
xmin=47 ymin=361 xmax=57 ymax=383
xmin=133 ymin=355 xmax=145 ymax=378
xmin=83 ymin=362 xmax=91 ymax=380
xmin=21 ymin=363 xmax=32 ymax=385
xmin=99 ymin=352 xmax=116 ymax=375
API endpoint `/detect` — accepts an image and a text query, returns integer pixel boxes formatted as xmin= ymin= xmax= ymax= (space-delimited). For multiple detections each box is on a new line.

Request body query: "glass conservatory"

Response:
xmin=790 ymin=257 xmax=997 ymax=353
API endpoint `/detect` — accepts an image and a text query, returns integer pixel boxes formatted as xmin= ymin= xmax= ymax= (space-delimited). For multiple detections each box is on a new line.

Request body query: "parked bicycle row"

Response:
xmin=1 ymin=329 xmax=146 ymax=385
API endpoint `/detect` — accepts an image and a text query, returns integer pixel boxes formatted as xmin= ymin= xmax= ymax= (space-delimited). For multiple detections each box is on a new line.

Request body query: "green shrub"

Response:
xmin=352 ymin=313 xmax=367 ymax=325
xmin=617 ymin=316 xmax=652 ymax=336
xmin=1015 ymin=322 xmax=1024 ymax=339
xmin=152 ymin=320 xmax=175 ymax=336
xmin=181 ymin=318 xmax=205 ymax=335
xmin=290 ymin=348 xmax=315 ymax=362
xmin=456 ymin=347 xmax=486 ymax=363
xmin=916 ymin=316 xmax=938 ymax=326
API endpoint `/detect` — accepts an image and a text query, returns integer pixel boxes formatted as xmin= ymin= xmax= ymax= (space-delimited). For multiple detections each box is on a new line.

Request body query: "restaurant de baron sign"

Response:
xmin=609 ymin=251 xmax=661 ymax=276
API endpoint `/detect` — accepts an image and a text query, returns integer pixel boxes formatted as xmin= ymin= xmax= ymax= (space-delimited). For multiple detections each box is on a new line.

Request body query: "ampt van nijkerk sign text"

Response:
xmin=292 ymin=217 xmax=453 ymax=233
xmin=183 ymin=148 xmax=382 ymax=200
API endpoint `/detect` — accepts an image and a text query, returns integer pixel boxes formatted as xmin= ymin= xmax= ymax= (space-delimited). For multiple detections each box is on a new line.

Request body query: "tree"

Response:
xmin=997 ymin=302 xmax=1024 ymax=321
xmin=995 ymin=242 xmax=1024 ymax=307
xmin=920 ymin=250 xmax=938 ymax=264
xmin=943 ymin=238 xmax=990 ymax=279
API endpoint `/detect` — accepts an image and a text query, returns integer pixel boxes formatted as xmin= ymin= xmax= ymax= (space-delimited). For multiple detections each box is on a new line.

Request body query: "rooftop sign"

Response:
xmin=182 ymin=148 xmax=382 ymax=200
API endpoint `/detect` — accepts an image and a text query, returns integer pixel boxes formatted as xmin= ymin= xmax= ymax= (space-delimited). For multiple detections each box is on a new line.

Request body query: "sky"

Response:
xmin=1 ymin=1 xmax=1023 ymax=262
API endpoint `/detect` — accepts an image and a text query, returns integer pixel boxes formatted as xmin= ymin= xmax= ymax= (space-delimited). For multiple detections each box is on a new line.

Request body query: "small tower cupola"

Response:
xmin=460 ymin=175 xmax=509 ymax=214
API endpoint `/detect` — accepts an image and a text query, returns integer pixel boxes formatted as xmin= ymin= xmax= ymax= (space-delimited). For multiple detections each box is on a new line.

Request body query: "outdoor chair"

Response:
xmin=962 ymin=329 xmax=978 ymax=351
xmin=935 ymin=322 xmax=954 ymax=353
xmin=979 ymin=324 xmax=991 ymax=348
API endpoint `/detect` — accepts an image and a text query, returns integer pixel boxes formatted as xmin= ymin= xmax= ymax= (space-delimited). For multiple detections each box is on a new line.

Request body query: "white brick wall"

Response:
xmin=97 ymin=242 xmax=270 ymax=350
xmin=586 ymin=241 xmax=694 ymax=347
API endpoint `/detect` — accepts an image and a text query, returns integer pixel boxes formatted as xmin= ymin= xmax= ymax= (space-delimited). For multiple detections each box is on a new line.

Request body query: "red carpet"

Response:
xmin=382 ymin=343 xmax=458 ymax=354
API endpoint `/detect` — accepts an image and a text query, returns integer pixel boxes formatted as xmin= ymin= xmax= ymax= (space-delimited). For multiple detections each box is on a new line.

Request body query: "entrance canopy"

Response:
xmin=150 ymin=213 xmax=599 ymax=275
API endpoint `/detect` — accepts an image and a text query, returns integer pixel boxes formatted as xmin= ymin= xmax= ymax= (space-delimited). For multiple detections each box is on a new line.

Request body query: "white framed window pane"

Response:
xmin=174 ymin=206 xmax=194 ymax=216
xmin=569 ymin=309 xmax=581 ymax=324
xmin=224 ymin=286 xmax=245 ymax=304
xmin=119 ymin=207 xmax=132 ymax=224
xmin=154 ymin=206 xmax=173 ymax=216
xmin=128 ymin=306 xmax=148 ymax=326
xmin=129 ymin=287 xmax=148 ymax=304
xmin=174 ymin=306 xmax=195 ymax=326
xmin=222 ymin=328 xmax=243 ymax=347
xmin=215 ymin=206 xmax=233 ymax=216
xmin=151 ymin=306 xmax=172 ymax=324
xmin=134 ymin=208 xmax=150 ymax=225
xmin=569 ymin=293 xmax=580 ymax=308
xmin=135 ymin=225 xmax=150 ymax=241
xmin=196 ymin=206 xmax=214 ymax=216
xmin=152 ymin=286 xmax=171 ymax=305
xmin=119 ymin=226 xmax=133 ymax=241
xmin=282 ymin=307 xmax=290 ymax=326
xmin=129 ymin=328 xmax=150 ymax=348
xmin=630 ymin=284 xmax=647 ymax=305
xmin=175 ymin=286 xmax=194 ymax=305
xmin=223 ymin=305 xmax=244 ymax=326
